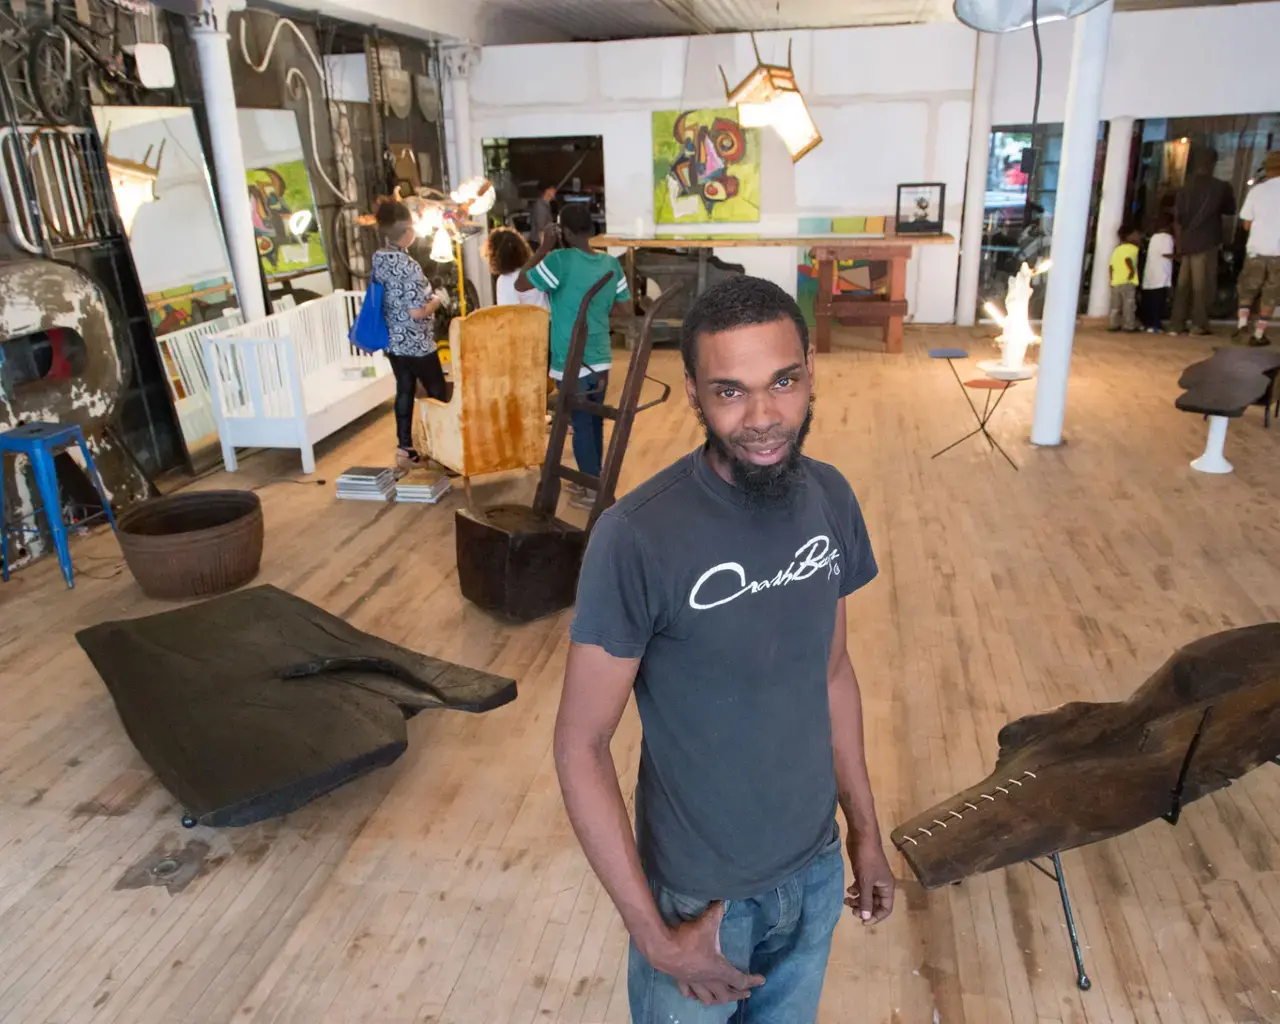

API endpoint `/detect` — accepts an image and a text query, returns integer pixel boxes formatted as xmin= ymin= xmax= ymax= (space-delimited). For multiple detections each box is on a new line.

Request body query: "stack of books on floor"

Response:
xmin=335 ymin=466 xmax=396 ymax=502
xmin=394 ymin=467 xmax=452 ymax=504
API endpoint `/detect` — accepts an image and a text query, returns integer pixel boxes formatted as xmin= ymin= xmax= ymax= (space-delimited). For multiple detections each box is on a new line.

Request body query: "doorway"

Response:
xmin=482 ymin=135 xmax=605 ymax=239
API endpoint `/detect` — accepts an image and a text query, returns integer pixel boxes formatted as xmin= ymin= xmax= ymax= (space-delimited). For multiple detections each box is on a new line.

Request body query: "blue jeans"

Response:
xmin=558 ymin=370 xmax=608 ymax=479
xmin=628 ymin=826 xmax=845 ymax=1023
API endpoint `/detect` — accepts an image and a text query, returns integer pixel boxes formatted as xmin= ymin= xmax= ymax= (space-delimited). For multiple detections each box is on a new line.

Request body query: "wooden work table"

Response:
xmin=594 ymin=224 xmax=954 ymax=354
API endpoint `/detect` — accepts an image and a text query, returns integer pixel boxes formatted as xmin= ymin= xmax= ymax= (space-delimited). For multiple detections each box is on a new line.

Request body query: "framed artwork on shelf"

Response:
xmin=896 ymin=182 xmax=946 ymax=234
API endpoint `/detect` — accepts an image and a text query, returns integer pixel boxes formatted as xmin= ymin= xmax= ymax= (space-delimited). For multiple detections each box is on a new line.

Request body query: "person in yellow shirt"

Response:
xmin=1108 ymin=225 xmax=1142 ymax=332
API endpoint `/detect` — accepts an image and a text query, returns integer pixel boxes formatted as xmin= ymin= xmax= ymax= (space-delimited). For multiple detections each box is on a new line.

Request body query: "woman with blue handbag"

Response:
xmin=371 ymin=200 xmax=449 ymax=465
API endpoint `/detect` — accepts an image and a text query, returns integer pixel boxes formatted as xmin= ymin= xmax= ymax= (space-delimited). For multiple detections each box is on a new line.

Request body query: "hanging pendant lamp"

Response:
xmin=720 ymin=34 xmax=822 ymax=162
xmin=954 ymin=0 xmax=1109 ymax=33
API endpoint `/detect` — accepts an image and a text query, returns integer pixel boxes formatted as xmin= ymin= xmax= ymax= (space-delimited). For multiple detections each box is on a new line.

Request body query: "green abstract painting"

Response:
xmin=652 ymin=108 xmax=761 ymax=225
xmin=245 ymin=159 xmax=326 ymax=279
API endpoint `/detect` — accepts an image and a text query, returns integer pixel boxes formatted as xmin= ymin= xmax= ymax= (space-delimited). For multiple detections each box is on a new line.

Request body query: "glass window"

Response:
xmin=975 ymin=123 xmax=1107 ymax=322
xmin=1129 ymin=113 xmax=1279 ymax=320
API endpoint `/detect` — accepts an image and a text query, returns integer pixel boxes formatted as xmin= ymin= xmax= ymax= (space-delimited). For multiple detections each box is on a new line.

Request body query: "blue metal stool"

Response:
xmin=0 ymin=422 xmax=118 ymax=588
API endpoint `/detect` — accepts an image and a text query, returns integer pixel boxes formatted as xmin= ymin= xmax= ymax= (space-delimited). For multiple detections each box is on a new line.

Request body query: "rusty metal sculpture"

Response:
xmin=892 ymin=622 xmax=1280 ymax=989
xmin=0 ymin=258 xmax=151 ymax=567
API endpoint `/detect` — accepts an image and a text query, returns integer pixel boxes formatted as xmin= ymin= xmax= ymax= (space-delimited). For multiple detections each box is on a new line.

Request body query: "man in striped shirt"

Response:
xmin=518 ymin=203 xmax=631 ymax=509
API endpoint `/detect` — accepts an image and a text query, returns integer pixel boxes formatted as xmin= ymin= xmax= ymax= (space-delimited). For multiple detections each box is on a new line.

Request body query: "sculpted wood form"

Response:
xmin=891 ymin=623 xmax=1280 ymax=889
xmin=77 ymin=585 xmax=517 ymax=828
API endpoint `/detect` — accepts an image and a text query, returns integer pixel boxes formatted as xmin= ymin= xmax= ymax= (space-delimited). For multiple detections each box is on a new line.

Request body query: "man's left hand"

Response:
xmin=845 ymin=836 xmax=895 ymax=924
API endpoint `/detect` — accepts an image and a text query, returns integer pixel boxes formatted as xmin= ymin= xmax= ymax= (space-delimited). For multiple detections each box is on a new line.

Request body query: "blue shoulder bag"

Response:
xmin=349 ymin=279 xmax=389 ymax=353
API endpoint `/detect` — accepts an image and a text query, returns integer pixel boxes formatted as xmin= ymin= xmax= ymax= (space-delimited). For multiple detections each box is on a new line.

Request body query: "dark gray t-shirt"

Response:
xmin=569 ymin=449 xmax=877 ymax=901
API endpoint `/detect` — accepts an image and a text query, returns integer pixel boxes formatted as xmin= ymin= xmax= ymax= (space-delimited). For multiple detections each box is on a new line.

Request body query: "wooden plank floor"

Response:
xmin=1 ymin=327 xmax=1278 ymax=1024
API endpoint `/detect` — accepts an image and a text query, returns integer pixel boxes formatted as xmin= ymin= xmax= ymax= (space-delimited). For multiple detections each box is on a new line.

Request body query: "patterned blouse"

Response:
xmin=371 ymin=247 xmax=435 ymax=357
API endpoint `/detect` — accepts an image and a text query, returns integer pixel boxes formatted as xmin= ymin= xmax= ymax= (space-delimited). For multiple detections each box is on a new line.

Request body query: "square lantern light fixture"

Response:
xmin=720 ymin=35 xmax=821 ymax=163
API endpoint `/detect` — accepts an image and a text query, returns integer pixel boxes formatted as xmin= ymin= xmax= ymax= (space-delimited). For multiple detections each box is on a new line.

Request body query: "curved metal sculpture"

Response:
xmin=892 ymin=623 xmax=1280 ymax=889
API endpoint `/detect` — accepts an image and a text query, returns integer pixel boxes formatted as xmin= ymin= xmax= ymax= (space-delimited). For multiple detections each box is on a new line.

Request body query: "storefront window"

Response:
xmin=1129 ymin=114 xmax=1279 ymax=319
xmin=976 ymin=123 xmax=1105 ymax=322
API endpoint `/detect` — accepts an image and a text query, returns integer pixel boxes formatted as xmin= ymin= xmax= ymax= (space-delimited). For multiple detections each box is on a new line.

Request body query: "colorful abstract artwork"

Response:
xmin=146 ymin=277 xmax=237 ymax=336
xmin=796 ymin=253 xmax=886 ymax=329
xmin=245 ymin=160 xmax=326 ymax=279
xmin=652 ymin=108 xmax=760 ymax=224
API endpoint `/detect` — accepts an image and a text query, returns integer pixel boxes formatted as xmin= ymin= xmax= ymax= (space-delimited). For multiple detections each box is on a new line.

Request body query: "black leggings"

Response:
xmin=388 ymin=352 xmax=448 ymax=450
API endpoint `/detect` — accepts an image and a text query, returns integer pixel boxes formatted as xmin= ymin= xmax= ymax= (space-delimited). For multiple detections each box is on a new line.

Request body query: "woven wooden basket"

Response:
xmin=117 ymin=490 xmax=263 ymax=600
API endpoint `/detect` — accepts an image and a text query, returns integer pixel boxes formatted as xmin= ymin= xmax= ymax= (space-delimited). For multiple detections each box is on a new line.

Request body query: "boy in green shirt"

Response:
xmin=1108 ymin=225 xmax=1141 ymax=332
xmin=517 ymin=203 xmax=630 ymax=508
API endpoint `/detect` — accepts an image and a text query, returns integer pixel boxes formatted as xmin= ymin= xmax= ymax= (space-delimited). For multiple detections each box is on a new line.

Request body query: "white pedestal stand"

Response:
xmin=1190 ymin=415 xmax=1233 ymax=474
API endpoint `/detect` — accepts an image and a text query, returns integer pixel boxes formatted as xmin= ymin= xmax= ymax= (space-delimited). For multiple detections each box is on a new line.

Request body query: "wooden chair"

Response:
xmin=412 ymin=305 xmax=550 ymax=497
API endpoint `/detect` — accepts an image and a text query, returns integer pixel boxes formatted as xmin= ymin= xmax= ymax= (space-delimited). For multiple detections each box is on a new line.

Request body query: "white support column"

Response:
xmin=444 ymin=45 xmax=490 ymax=308
xmin=190 ymin=1 xmax=266 ymax=322
xmin=955 ymin=31 xmax=999 ymax=326
xmin=1030 ymin=1 xmax=1114 ymax=447
xmin=1086 ymin=115 xmax=1135 ymax=318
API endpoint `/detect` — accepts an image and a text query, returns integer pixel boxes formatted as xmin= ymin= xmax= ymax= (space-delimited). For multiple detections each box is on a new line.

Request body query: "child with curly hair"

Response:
xmin=487 ymin=226 xmax=550 ymax=310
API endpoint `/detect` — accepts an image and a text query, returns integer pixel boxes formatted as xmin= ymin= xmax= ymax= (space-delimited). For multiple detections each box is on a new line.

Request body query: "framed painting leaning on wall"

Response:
xmin=652 ymin=108 xmax=761 ymax=224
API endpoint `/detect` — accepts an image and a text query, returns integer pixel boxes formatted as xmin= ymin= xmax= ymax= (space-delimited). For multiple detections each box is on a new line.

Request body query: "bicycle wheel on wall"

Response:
xmin=29 ymin=26 xmax=81 ymax=126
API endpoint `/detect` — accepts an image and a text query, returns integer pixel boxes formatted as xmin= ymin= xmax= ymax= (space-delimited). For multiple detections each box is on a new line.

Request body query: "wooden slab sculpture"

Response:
xmin=1176 ymin=346 xmax=1280 ymax=416
xmin=892 ymin=623 xmax=1280 ymax=889
xmin=455 ymin=278 xmax=681 ymax=623
xmin=76 ymin=585 xmax=516 ymax=827
xmin=1175 ymin=346 xmax=1280 ymax=472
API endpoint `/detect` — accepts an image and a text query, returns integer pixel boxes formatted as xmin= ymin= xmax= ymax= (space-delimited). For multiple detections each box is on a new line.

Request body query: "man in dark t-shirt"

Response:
xmin=1170 ymin=146 xmax=1236 ymax=335
xmin=554 ymin=276 xmax=893 ymax=1022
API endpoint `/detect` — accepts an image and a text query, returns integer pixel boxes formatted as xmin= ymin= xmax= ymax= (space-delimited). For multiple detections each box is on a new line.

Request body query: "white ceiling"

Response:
xmin=478 ymin=0 xmax=1254 ymax=41
xmin=480 ymin=0 xmax=955 ymax=41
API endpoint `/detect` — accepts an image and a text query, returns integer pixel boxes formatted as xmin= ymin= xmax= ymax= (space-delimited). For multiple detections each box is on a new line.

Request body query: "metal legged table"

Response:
xmin=930 ymin=347 xmax=1019 ymax=469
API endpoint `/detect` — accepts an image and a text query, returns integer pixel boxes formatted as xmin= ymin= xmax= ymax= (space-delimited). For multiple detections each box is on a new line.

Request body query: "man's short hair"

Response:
xmin=559 ymin=203 xmax=593 ymax=236
xmin=680 ymin=275 xmax=809 ymax=379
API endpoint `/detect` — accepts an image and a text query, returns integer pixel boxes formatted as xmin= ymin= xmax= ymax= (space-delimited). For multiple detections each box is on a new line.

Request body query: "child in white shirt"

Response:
xmin=487 ymin=227 xmax=550 ymax=311
xmin=1140 ymin=214 xmax=1175 ymax=333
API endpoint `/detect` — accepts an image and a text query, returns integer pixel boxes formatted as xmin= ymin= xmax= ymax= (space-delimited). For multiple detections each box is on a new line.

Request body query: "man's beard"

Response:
xmin=697 ymin=396 xmax=814 ymax=508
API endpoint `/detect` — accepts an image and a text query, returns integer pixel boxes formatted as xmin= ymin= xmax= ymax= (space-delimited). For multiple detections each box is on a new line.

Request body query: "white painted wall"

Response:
xmin=993 ymin=2 xmax=1280 ymax=123
xmin=470 ymin=25 xmax=975 ymax=322
xmin=461 ymin=2 xmax=1280 ymax=323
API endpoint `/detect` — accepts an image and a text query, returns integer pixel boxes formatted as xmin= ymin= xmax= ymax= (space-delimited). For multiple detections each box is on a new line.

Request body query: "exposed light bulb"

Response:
xmin=451 ymin=176 xmax=496 ymax=216
xmin=430 ymin=226 xmax=454 ymax=262
xmin=414 ymin=205 xmax=444 ymax=238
